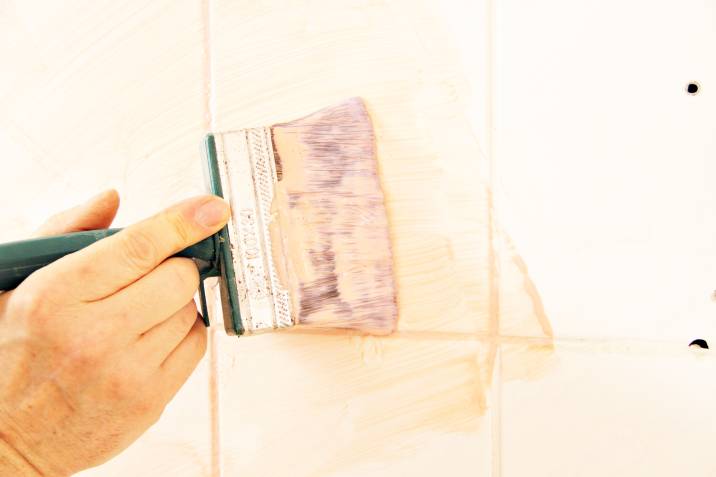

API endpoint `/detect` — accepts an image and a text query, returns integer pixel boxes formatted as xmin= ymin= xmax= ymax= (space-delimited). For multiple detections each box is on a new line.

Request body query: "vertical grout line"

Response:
xmin=202 ymin=0 xmax=221 ymax=475
xmin=485 ymin=0 xmax=499 ymax=352
xmin=485 ymin=0 xmax=498 ymax=345
xmin=491 ymin=345 xmax=502 ymax=477
xmin=208 ymin=329 xmax=221 ymax=477
xmin=486 ymin=0 xmax=501 ymax=476
xmin=486 ymin=0 xmax=495 ymax=190
xmin=201 ymin=0 xmax=211 ymax=133
xmin=202 ymin=0 xmax=216 ymax=133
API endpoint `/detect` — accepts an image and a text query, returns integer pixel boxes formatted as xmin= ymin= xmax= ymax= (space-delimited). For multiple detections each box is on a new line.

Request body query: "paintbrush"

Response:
xmin=0 ymin=98 xmax=398 ymax=337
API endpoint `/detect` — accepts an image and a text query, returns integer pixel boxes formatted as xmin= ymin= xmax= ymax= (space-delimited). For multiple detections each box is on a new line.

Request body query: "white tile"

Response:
xmin=420 ymin=0 xmax=491 ymax=155
xmin=495 ymin=0 xmax=716 ymax=342
xmin=500 ymin=341 xmax=716 ymax=476
xmin=0 ymin=0 xmax=208 ymax=229
xmin=494 ymin=0 xmax=716 ymax=343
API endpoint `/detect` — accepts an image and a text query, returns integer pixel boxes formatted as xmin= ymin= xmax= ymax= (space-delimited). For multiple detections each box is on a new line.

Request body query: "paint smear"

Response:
xmin=209 ymin=0 xmax=555 ymax=475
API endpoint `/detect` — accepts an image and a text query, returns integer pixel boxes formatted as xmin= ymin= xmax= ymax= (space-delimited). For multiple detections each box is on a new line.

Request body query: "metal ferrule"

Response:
xmin=212 ymin=128 xmax=294 ymax=335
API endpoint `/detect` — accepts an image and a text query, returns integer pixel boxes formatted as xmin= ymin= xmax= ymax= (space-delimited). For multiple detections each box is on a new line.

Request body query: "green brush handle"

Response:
xmin=0 ymin=229 xmax=217 ymax=291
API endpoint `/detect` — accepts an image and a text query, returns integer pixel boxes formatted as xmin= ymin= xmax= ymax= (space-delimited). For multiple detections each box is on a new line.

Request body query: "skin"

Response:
xmin=0 ymin=190 xmax=230 ymax=476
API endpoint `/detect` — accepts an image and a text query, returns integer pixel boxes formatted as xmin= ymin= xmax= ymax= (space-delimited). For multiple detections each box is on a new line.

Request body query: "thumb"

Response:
xmin=35 ymin=189 xmax=120 ymax=237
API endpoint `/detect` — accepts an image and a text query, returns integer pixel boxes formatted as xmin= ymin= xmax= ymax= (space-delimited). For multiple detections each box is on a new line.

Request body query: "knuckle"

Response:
xmin=168 ymin=259 xmax=200 ymax=295
xmin=134 ymin=395 xmax=160 ymax=419
xmin=162 ymin=210 xmax=192 ymax=247
xmin=189 ymin=324 xmax=208 ymax=356
xmin=167 ymin=305 xmax=198 ymax=342
xmin=106 ymin=372 xmax=142 ymax=403
xmin=42 ymin=213 xmax=64 ymax=230
xmin=72 ymin=260 xmax=95 ymax=280
xmin=13 ymin=287 xmax=44 ymax=317
xmin=145 ymin=400 xmax=167 ymax=426
xmin=64 ymin=340 xmax=100 ymax=368
xmin=12 ymin=283 xmax=54 ymax=323
xmin=121 ymin=231 xmax=158 ymax=272
xmin=180 ymin=303 xmax=198 ymax=327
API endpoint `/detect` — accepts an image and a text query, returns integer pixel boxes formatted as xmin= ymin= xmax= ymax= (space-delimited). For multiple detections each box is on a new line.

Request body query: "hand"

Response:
xmin=0 ymin=190 xmax=230 ymax=476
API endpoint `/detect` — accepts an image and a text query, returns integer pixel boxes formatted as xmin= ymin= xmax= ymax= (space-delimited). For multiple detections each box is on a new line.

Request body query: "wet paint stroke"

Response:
xmin=209 ymin=0 xmax=555 ymax=475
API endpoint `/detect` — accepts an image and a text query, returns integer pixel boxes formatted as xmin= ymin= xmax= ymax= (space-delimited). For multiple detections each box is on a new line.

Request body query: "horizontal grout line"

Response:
xmin=253 ymin=327 xmax=710 ymax=352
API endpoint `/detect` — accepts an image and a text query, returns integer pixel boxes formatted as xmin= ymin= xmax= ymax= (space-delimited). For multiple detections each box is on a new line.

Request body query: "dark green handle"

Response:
xmin=0 ymin=228 xmax=218 ymax=291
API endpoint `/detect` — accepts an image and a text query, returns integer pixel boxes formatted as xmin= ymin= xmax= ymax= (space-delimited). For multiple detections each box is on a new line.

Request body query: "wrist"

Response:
xmin=0 ymin=435 xmax=44 ymax=476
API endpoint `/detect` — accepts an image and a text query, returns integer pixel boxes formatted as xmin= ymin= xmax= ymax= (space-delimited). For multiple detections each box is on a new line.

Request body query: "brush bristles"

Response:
xmin=269 ymin=98 xmax=398 ymax=335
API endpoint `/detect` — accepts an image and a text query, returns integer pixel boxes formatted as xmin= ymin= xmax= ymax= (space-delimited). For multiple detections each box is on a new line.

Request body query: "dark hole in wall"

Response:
xmin=686 ymin=82 xmax=699 ymax=95
xmin=689 ymin=339 xmax=709 ymax=349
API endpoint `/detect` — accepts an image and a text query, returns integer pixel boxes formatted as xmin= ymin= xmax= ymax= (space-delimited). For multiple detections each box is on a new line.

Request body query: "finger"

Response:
xmin=135 ymin=300 xmax=199 ymax=366
xmin=35 ymin=189 xmax=120 ymax=237
xmin=47 ymin=195 xmax=229 ymax=301
xmin=99 ymin=257 xmax=200 ymax=333
xmin=156 ymin=318 xmax=207 ymax=402
xmin=0 ymin=290 xmax=10 ymax=314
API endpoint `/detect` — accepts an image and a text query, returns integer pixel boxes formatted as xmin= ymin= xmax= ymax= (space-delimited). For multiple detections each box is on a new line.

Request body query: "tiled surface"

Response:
xmin=209 ymin=2 xmax=500 ymax=475
xmin=76 ymin=358 xmax=213 ymax=477
xmin=0 ymin=0 xmax=208 ymax=235
xmin=493 ymin=0 xmax=716 ymax=344
xmin=209 ymin=0 xmax=494 ymax=335
xmin=0 ymin=1 xmax=212 ymax=476
xmin=216 ymin=333 xmax=494 ymax=477
xmin=1 ymin=0 xmax=715 ymax=476
xmin=500 ymin=342 xmax=716 ymax=476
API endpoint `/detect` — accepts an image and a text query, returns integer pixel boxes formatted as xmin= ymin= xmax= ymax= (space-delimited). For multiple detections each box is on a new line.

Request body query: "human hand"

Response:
xmin=0 ymin=190 xmax=230 ymax=476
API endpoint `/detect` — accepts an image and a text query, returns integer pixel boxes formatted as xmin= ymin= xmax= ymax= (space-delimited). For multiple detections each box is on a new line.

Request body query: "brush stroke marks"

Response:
xmin=215 ymin=332 xmax=493 ymax=476
xmin=208 ymin=0 xmax=555 ymax=475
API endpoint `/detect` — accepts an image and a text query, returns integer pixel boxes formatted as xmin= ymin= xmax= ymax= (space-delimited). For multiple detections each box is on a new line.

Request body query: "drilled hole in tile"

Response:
xmin=686 ymin=82 xmax=700 ymax=95
xmin=689 ymin=339 xmax=709 ymax=349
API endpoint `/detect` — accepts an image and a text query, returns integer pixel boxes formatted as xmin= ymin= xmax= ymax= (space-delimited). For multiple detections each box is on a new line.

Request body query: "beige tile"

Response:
xmin=0 ymin=0 xmax=208 ymax=230
xmin=0 ymin=126 xmax=50 ymax=241
xmin=216 ymin=332 xmax=495 ymax=477
xmin=208 ymin=2 xmax=503 ymax=475
xmin=500 ymin=341 xmax=716 ymax=476
xmin=210 ymin=0 xmax=493 ymax=335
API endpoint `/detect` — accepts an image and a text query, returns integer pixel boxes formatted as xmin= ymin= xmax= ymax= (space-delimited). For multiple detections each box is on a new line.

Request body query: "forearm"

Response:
xmin=0 ymin=435 xmax=43 ymax=477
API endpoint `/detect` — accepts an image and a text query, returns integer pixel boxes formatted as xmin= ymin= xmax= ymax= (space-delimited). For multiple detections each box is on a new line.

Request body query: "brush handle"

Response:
xmin=0 ymin=229 xmax=217 ymax=291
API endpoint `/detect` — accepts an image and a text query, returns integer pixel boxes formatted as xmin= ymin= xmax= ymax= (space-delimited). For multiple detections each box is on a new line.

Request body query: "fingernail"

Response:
xmin=87 ymin=189 xmax=113 ymax=203
xmin=85 ymin=189 xmax=117 ymax=204
xmin=195 ymin=198 xmax=230 ymax=228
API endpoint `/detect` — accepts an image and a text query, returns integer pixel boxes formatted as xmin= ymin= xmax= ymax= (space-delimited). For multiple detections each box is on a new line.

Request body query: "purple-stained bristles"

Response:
xmin=269 ymin=98 xmax=398 ymax=335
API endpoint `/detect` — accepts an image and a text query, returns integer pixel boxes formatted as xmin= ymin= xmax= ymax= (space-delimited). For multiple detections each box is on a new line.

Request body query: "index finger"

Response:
xmin=48 ymin=195 xmax=229 ymax=301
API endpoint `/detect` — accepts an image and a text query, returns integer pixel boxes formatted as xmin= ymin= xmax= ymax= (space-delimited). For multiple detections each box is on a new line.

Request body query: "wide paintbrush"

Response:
xmin=206 ymin=97 xmax=398 ymax=335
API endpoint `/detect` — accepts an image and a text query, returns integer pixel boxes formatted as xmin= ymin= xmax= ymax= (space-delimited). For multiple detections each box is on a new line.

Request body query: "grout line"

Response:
xmin=230 ymin=329 xmax=702 ymax=349
xmin=486 ymin=0 xmax=501 ymax=475
xmin=208 ymin=326 xmax=221 ymax=477
xmin=207 ymin=285 xmax=222 ymax=477
xmin=486 ymin=0 xmax=495 ymax=190
xmin=491 ymin=344 xmax=502 ymax=477
xmin=208 ymin=0 xmax=217 ymax=133
xmin=202 ymin=0 xmax=216 ymax=133
xmin=201 ymin=0 xmax=221 ymax=476
xmin=485 ymin=0 xmax=498 ymax=356
xmin=277 ymin=325 xmax=705 ymax=348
